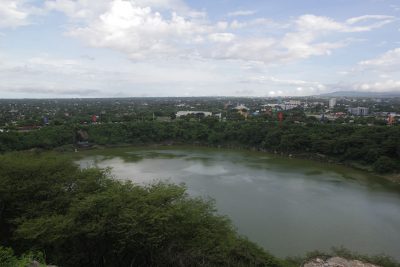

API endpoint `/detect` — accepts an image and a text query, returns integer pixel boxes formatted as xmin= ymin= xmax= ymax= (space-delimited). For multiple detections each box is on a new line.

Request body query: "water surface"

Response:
xmin=77 ymin=147 xmax=400 ymax=259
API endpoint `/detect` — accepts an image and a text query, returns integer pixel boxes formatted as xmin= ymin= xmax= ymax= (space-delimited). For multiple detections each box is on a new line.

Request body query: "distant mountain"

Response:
xmin=319 ymin=91 xmax=400 ymax=97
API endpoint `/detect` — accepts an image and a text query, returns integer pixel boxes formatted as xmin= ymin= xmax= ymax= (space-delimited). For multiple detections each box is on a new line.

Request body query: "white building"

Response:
xmin=329 ymin=98 xmax=337 ymax=109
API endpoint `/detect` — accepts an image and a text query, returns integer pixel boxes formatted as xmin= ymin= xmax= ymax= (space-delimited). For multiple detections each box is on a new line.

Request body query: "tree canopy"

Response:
xmin=1 ymin=121 xmax=399 ymax=173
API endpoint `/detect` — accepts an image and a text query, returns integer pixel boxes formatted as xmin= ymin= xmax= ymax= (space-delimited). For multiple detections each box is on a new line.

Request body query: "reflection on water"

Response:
xmin=77 ymin=147 xmax=400 ymax=260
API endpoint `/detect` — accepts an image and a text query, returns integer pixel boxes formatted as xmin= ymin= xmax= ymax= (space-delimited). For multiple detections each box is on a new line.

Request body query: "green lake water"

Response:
xmin=77 ymin=146 xmax=400 ymax=259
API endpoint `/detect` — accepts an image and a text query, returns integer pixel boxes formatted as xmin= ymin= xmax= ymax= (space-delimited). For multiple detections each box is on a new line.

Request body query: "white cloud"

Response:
xmin=225 ymin=14 xmax=393 ymax=63
xmin=336 ymin=47 xmax=400 ymax=93
xmin=245 ymin=75 xmax=326 ymax=89
xmin=281 ymin=31 xmax=347 ymax=60
xmin=45 ymin=0 xmax=108 ymax=21
xmin=67 ymin=0 xmax=213 ymax=60
xmin=359 ymin=47 xmax=400 ymax=69
xmin=0 ymin=0 xmax=398 ymax=97
xmin=294 ymin=15 xmax=344 ymax=32
xmin=42 ymin=0 xmax=396 ymax=64
xmin=208 ymin=33 xmax=235 ymax=43
xmin=294 ymin=14 xmax=395 ymax=33
xmin=240 ymin=75 xmax=327 ymax=96
xmin=227 ymin=10 xmax=256 ymax=17
xmin=44 ymin=0 xmax=200 ymax=21
xmin=210 ymin=37 xmax=279 ymax=62
xmin=346 ymin=15 xmax=395 ymax=28
xmin=229 ymin=18 xmax=276 ymax=29
xmin=0 ymin=0 xmax=30 ymax=28
xmin=279 ymin=14 xmax=395 ymax=61
xmin=0 ymin=54 xmax=237 ymax=97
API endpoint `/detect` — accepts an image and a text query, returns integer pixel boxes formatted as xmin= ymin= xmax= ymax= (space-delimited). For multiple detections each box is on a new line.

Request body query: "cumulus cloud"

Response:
xmin=67 ymin=0 xmax=214 ymax=60
xmin=39 ymin=0 xmax=396 ymax=65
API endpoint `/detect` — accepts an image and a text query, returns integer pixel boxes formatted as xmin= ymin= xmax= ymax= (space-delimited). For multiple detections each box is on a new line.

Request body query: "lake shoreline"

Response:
xmin=59 ymin=141 xmax=400 ymax=184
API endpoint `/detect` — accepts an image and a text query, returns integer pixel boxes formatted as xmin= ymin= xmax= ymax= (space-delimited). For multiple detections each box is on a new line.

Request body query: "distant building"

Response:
xmin=233 ymin=105 xmax=249 ymax=111
xmin=282 ymin=104 xmax=297 ymax=110
xmin=262 ymin=103 xmax=301 ymax=111
xmin=176 ymin=111 xmax=212 ymax=117
xmin=348 ymin=107 xmax=369 ymax=116
xmin=329 ymin=98 xmax=336 ymax=109
xmin=233 ymin=105 xmax=249 ymax=118
xmin=281 ymin=101 xmax=301 ymax=110
xmin=289 ymin=100 xmax=301 ymax=105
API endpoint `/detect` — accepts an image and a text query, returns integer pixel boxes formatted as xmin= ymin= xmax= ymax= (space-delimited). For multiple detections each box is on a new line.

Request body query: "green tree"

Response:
xmin=373 ymin=156 xmax=398 ymax=173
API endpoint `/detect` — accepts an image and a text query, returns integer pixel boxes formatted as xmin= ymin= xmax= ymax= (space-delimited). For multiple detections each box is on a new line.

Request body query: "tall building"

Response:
xmin=329 ymin=98 xmax=336 ymax=109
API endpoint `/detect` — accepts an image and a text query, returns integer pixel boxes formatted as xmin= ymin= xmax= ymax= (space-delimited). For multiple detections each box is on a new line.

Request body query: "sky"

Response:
xmin=0 ymin=0 xmax=400 ymax=98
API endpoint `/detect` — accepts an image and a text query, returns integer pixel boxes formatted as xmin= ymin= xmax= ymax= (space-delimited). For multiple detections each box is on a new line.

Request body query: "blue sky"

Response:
xmin=0 ymin=0 xmax=399 ymax=98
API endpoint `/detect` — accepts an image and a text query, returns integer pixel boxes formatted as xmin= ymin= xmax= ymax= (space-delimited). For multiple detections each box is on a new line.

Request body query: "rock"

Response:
xmin=303 ymin=257 xmax=381 ymax=267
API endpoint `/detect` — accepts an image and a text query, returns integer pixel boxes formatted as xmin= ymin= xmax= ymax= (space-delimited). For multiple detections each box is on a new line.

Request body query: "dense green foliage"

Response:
xmin=0 ymin=246 xmax=46 ymax=267
xmin=1 ymin=120 xmax=399 ymax=173
xmin=0 ymin=153 xmax=284 ymax=267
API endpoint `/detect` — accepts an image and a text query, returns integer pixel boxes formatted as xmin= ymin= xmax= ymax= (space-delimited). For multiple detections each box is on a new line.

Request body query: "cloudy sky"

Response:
xmin=0 ymin=0 xmax=400 ymax=98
